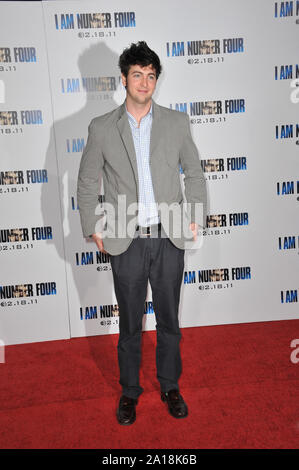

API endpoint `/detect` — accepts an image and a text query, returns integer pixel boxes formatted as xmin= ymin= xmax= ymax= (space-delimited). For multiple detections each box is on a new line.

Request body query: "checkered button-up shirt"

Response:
xmin=126 ymin=105 xmax=160 ymax=227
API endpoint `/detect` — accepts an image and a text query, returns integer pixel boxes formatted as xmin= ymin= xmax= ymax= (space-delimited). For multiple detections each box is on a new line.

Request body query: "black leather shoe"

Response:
xmin=161 ymin=389 xmax=188 ymax=418
xmin=117 ymin=395 xmax=138 ymax=425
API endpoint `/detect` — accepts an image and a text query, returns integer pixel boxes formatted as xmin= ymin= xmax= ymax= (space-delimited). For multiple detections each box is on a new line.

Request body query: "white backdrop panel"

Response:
xmin=42 ymin=0 xmax=299 ymax=339
xmin=0 ymin=0 xmax=298 ymax=344
xmin=0 ymin=1 xmax=70 ymax=345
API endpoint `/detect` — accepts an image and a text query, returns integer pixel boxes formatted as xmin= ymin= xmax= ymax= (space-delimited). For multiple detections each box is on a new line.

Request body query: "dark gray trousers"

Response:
xmin=110 ymin=233 xmax=185 ymax=399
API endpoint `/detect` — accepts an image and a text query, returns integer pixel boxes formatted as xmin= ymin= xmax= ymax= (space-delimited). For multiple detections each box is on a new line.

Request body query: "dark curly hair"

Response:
xmin=118 ymin=41 xmax=162 ymax=79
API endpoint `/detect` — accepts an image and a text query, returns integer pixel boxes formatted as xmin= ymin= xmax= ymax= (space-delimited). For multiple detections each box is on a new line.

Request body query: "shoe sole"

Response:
xmin=116 ymin=410 xmax=136 ymax=425
xmin=169 ymin=408 xmax=188 ymax=419
xmin=161 ymin=395 xmax=188 ymax=419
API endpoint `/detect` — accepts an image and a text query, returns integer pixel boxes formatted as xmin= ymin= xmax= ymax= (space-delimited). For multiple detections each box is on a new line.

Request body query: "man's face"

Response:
xmin=122 ymin=64 xmax=157 ymax=106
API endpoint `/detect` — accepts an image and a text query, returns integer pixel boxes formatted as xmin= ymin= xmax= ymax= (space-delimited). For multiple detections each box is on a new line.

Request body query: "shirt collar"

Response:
xmin=126 ymin=102 xmax=153 ymax=127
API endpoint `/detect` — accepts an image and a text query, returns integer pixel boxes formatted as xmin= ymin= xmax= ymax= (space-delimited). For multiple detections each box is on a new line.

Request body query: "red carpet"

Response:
xmin=0 ymin=320 xmax=298 ymax=449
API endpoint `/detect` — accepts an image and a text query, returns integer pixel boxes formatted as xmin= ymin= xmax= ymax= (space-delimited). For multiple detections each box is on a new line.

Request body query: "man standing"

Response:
xmin=77 ymin=42 xmax=207 ymax=425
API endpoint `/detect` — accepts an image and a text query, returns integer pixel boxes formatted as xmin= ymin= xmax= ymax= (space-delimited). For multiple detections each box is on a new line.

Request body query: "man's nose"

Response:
xmin=141 ymin=75 xmax=148 ymax=87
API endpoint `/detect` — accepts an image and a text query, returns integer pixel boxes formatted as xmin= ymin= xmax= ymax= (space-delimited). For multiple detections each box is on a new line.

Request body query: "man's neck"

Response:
xmin=125 ymin=99 xmax=152 ymax=127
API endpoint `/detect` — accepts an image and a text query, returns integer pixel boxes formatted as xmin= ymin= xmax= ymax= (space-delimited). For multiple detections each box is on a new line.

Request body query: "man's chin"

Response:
xmin=137 ymin=97 xmax=151 ymax=104
xmin=134 ymin=93 xmax=152 ymax=103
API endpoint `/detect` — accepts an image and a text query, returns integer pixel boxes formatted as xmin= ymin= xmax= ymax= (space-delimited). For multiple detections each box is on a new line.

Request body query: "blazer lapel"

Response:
xmin=116 ymin=100 xmax=161 ymax=183
xmin=150 ymin=100 xmax=161 ymax=163
xmin=116 ymin=103 xmax=139 ymax=184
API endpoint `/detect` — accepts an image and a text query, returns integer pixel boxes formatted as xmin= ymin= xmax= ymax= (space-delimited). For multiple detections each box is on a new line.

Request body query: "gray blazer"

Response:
xmin=77 ymin=100 xmax=207 ymax=255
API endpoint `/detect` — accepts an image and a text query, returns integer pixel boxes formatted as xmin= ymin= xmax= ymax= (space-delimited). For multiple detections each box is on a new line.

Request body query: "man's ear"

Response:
xmin=121 ymin=74 xmax=127 ymax=88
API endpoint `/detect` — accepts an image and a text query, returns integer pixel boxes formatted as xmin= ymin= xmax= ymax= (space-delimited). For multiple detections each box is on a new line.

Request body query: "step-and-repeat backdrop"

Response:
xmin=1 ymin=0 xmax=298 ymax=345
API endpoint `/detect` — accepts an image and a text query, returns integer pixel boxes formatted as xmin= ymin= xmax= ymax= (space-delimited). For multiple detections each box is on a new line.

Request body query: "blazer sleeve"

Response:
xmin=77 ymin=118 xmax=105 ymax=238
xmin=179 ymin=113 xmax=207 ymax=228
